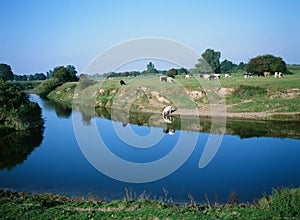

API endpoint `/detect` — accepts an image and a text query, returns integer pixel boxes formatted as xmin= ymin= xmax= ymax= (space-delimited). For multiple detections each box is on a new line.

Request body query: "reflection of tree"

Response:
xmin=0 ymin=127 xmax=44 ymax=170
xmin=41 ymin=97 xmax=72 ymax=118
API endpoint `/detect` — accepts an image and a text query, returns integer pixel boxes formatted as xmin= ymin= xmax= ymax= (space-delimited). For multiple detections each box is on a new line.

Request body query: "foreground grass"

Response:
xmin=1 ymin=188 xmax=300 ymax=219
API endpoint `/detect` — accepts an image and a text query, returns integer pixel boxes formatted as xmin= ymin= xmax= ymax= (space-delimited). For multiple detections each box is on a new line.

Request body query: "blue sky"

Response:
xmin=0 ymin=0 xmax=299 ymax=74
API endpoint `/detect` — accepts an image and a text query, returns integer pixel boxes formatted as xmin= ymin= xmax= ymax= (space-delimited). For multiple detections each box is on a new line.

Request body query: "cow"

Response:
xmin=202 ymin=74 xmax=210 ymax=80
xmin=274 ymin=72 xmax=283 ymax=78
xmin=225 ymin=73 xmax=232 ymax=78
xmin=160 ymin=75 xmax=167 ymax=82
xmin=167 ymin=77 xmax=174 ymax=82
xmin=263 ymin=71 xmax=271 ymax=77
xmin=184 ymin=74 xmax=191 ymax=78
xmin=120 ymin=80 xmax=126 ymax=85
xmin=213 ymin=74 xmax=221 ymax=79
xmin=162 ymin=106 xmax=175 ymax=116
xmin=244 ymin=73 xmax=252 ymax=78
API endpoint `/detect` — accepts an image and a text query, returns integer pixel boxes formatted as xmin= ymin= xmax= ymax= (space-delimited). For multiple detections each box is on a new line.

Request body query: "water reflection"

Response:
xmin=70 ymin=105 xmax=300 ymax=139
xmin=41 ymin=98 xmax=72 ymax=119
xmin=0 ymin=127 xmax=44 ymax=170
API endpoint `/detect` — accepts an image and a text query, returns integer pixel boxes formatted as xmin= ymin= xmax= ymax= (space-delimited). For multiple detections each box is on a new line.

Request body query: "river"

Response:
xmin=0 ymin=94 xmax=299 ymax=204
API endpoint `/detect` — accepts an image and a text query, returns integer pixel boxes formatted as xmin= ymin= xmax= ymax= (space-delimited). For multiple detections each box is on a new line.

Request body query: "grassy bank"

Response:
xmin=47 ymin=72 xmax=300 ymax=121
xmin=1 ymin=188 xmax=300 ymax=219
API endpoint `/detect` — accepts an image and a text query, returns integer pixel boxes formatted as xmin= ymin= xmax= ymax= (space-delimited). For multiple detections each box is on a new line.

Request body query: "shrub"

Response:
xmin=233 ymin=85 xmax=266 ymax=98
xmin=35 ymin=78 xmax=60 ymax=97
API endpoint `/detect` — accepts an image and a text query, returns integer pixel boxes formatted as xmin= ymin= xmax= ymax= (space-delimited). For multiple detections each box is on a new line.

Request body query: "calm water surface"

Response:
xmin=0 ymin=94 xmax=299 ymax=203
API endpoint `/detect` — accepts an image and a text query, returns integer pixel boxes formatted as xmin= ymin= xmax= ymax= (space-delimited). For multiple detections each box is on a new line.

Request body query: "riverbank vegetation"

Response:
xmin=0 ymin=80 xmax=43 ymax=130
xmin=0 ymin=187 xmax=299 ymax=219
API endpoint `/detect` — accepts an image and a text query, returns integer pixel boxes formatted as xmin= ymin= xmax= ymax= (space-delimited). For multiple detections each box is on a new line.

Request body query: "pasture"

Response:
xmin=48 ymin=71 xmax=300 ymax=119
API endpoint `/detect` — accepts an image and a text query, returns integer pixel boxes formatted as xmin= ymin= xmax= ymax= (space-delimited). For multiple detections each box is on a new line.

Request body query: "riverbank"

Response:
xmin=46 ymin=73 xmax=300 ymax=121
xmin=1 ymin=188 xmax=299 ymax=219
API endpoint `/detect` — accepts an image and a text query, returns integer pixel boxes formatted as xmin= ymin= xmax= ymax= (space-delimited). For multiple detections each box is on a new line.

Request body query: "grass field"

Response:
xmin=47 ymin=71 xmax=300 ymax=120
xmin=1 ymin=187 xmax=300 ymax=219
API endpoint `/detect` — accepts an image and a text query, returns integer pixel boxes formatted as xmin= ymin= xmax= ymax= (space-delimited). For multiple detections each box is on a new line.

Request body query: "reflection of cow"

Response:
xmin=274 ymin=72 xmax=283 ymax=78
xmin=120 ymin=80 xmax=126 ymax=85
xmin=163 ymin=128 xmax=176 ymax=136
xmin=162 ymin=106 xmax=175 ymax=116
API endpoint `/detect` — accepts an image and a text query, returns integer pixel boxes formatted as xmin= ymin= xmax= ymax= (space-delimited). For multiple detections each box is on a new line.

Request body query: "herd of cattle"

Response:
xmin=158 ymin=72 xmax=284 ymax=82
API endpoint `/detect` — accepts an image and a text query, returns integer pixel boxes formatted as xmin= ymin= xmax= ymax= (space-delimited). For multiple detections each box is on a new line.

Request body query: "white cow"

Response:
xmin=274 ymin=72 xmax=283 ymax=78
xmin=225 ymin=73 xmax=232 ymax=78
xmin=184 ymin=74 xmax=191 ymax=78
xmin=167 ymin=77 xmax=174 ymax=82
xmin=162 ymin=106 xmax=175 ymax=116
xmin=244 ymin=73 xmax=252 ymax=78
xmin=160 ymin=75 xmax=167 ymax=82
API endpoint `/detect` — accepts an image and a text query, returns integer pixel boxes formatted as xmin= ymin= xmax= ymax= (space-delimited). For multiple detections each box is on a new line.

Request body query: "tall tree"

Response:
xmin=146 ymin=62 xmax=158 ymax=74
xmin=0 ymin=64 xmax=14 ymax=81
xmin=220 ymin=59 xmax=237 ymax=73
xmin=246 ymin=54 xmax=288 ymax=74
xmin=201 ymin=49 xmax=221 ymax=73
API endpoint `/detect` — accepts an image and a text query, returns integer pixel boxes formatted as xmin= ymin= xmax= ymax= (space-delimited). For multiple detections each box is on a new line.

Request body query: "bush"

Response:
xmin=35 ymin=78 xmax=60 ymax=97
xmin=259 ymin=188 xmax=300 ymax=218
xmin=0 ymin=80 xmax=44 ymax=130
xmin=233 ymin=85 xmax=266 ymax=97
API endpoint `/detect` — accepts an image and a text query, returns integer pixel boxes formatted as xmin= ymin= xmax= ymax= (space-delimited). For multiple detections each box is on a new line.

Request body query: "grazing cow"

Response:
xmin=244 ymin=73 xmax=252 ymax=78
xmin=274 ymin=72 xmax=283 ymax=78
xmin=162 ymin=106 xmax=175 ymax=116
xmin=160 ymin=75 xmax=167 ymax=82
xmin=213 ymin=74 xmax=221 ymax=79
xmin=258 ymin=72 xmax=264 ymax=77
xmin=184 ymin=74 xmax=191 ymax=78
xmin=225 ymin=73 xmax=232 ymax=78
xmin=167 ymin=77 xmax=174 ymax=82
xmin=120 ymin=80 xmax=126 ymax=85
xmin=202 ymin=74 xmax=210 ymax=80
xmin=263 ymin=71 xmax=270 ymax=77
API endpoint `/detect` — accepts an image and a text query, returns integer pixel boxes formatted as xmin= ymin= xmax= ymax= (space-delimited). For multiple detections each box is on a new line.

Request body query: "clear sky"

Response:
xmin=1 ymin=0 xmax=299 ymax=74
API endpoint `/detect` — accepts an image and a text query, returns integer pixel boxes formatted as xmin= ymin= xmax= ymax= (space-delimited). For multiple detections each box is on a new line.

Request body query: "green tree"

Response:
xmin=177 ymin=67 xmax=188 ymax=75
xmin=52 ymin=66 xmax=78 ymax=83
xmin=146 ymin=62 xmax=158 ymax=74
xmin=220 ymin=59 xmax=237 ymax=73
xmin=166 ymin=68 xmax=177 ymax=77
xmin=190 ymin=49 xmax=221 ymax=74
xmin=0 ymin=80 xmax=44 ymax=130
xmin=0 ymin=64 xmax=14 ymax=81
xmin=201 ymin=49 xmax=221 ymax=73
xmin=246 ymin=54 xmax=288 ymax=75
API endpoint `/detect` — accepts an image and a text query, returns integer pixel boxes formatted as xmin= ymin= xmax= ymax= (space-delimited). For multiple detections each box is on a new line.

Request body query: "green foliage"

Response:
xmin=201 ymin=48 xmax=221 ymax=73
xmin=78 ymin=75 xmax=96 ymax=90
xmin=220 ymin=59 xmax=237 ymax=73
xmin=146 ymin=62 xmax=158 ymax=74
xmin=259 ymin=188 xmax=300 ymax=218
xmin=35 ymin=78 xmax=60 ymax=97
xmin=0 ymin=80 xmax=44 ymax=130
xmin=1 ymin=188 xmax=300 ymax=219
xmin=233 ymin=85 xmax=267 ymax=98
xmin=52 ymin=66 xmax=78 ymax=83
xmin=0 ymin=63 xmax=14 ymax=81
xmin=166 ymin=68 xmax=177 ymax=77
xmin=246 ymin=54 xmax=288 ymax=74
